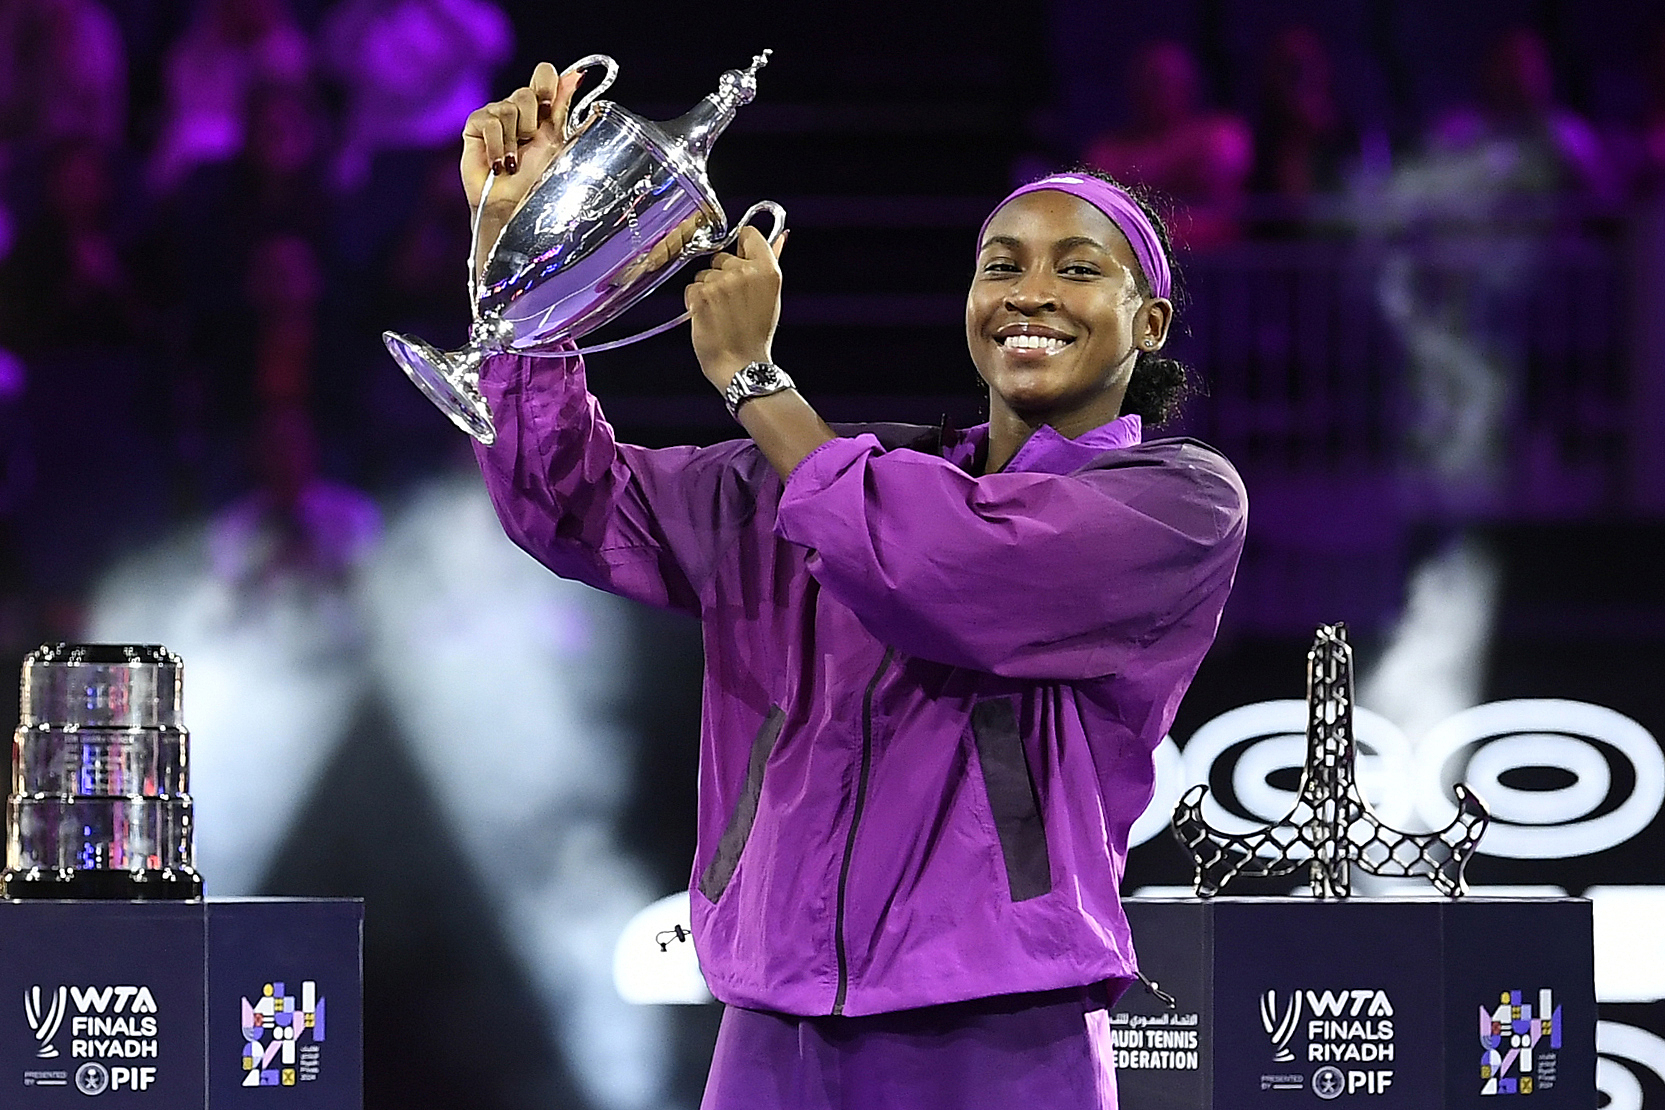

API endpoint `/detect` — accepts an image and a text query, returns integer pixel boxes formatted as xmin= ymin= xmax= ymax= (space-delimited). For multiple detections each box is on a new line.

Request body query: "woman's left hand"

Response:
xmin=686 ymin=225 xmax=786 ymax=390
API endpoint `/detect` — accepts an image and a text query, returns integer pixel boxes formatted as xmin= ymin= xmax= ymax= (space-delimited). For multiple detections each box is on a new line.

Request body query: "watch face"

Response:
xmin=727 ymin=363 xmax=788 ymax=416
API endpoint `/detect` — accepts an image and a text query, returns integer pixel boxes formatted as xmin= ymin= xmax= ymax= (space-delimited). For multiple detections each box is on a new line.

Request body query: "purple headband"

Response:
xmin=977 ymin=174 xmax=1172 ymax=300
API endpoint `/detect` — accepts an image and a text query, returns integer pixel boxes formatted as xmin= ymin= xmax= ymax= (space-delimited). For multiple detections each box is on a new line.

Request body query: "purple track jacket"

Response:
xmin=474 ymin=352 xmax=1247 ymax=1018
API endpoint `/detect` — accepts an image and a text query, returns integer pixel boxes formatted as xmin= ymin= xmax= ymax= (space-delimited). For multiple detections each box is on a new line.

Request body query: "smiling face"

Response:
xmin=967 ymin=189 xmax=1171 ymax=438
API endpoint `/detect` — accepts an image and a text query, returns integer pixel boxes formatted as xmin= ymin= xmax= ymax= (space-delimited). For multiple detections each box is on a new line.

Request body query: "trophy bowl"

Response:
xmin=384 ymin=51 xmax=787 ymax=445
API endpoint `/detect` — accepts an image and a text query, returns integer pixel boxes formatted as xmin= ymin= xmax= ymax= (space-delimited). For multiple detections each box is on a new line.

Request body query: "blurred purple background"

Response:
xmin=2 ymin=1 xmax=1664 ymax=1108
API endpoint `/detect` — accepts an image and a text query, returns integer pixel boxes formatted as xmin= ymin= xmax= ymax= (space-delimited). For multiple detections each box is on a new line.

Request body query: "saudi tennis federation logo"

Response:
xmin=1261 ymin=990 xmax=1304 ymax=1063
xmin=24 ymin=986 xmax=68 ymax=1058
xmin=241 ymin=981 xmax=325 ymax=1087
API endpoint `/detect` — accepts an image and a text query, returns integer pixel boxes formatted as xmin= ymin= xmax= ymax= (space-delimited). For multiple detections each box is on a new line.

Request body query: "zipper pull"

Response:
xmin=1138 ymin=970 xmax=1178 ymax=1009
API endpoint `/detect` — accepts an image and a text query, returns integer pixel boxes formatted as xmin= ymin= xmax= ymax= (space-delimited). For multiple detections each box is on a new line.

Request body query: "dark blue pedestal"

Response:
xmin=0 ymin=898 xmax=362 ymax=1108
xmin=1113 ymin=897 xmax=1595 ymax=1109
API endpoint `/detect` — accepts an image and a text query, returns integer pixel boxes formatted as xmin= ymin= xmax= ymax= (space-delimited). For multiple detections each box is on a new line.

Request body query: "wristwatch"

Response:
xmin=724 ymin=361 xmax=795 ymax=419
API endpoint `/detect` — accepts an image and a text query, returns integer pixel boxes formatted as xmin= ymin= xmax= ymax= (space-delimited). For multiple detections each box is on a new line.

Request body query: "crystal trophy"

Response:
xmin=4 ymin=644 xmax=202 ymax=899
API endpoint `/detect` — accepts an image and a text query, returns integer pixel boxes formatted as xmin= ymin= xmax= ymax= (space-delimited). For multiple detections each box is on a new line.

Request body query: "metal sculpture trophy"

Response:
xmin=1172 ymin=623 xmax=1490 ymax=899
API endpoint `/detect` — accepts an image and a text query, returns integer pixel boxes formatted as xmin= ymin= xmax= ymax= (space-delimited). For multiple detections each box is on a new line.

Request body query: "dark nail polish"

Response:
xmin=491 ymin=159 xmax=504 ymax=175
xmin=504 ymin=153 xmax=517 ymax=173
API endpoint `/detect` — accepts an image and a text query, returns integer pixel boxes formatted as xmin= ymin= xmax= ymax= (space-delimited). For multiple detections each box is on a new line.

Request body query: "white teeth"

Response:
xmin=1001 ymin=334 xmax=1069 ymax=351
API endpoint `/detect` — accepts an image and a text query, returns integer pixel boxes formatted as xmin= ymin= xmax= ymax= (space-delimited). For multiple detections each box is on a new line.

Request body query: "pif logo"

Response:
xmin=72 ymin=1061 xmax=157 ymax=1095
xmin=23 ymin=987 xmax=67 ymax=1058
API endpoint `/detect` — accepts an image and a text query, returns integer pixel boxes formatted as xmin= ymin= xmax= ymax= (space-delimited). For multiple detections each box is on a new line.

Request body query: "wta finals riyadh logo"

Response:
xmin=24 ymin=986 xmax=68 ymax=1058
xmin=1261 ymin=990 xmax=1304 ymax=1063
xmin=241 ymin=981 xmax=325 ymax=1088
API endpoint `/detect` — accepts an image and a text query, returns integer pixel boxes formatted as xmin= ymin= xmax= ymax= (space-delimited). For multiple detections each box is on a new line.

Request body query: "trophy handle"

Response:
xmin=570 ymin=202 xmax=789 ymax=356
xmin=464 ymin=56 xmax=619 ymax=314
xmin=561 ymin=54 xmax=620 ymax=142
xmin=687 ymin=200 xmax=787 ymax=256
xmin=466 ymin=171 xmax=497 ymax=317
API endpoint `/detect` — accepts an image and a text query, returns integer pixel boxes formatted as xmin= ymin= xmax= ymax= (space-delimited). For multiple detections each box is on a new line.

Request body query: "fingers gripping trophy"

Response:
xmin=384 ymin=51 xmax=788 ymax=443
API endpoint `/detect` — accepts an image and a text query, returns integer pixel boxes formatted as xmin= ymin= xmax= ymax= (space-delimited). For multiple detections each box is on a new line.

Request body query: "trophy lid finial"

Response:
xmin=663 ymin=49 xmax=775 ymax=169
xmin=714 ymin=49 xmax=771 ymax=110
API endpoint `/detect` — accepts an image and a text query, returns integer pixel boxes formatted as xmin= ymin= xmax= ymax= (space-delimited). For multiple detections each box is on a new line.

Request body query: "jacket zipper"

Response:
xmin=832 ymin=645 xmax=895 ymax=1016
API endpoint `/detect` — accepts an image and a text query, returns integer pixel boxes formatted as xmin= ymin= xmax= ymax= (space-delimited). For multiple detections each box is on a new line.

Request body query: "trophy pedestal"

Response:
xmin=0 ymin=898 xmax=362 ymax=1107
xmin=3 ymin=870 xmax=203 ymax=900
xmin=1113 ymin=897 xmax=1595 ymax=1109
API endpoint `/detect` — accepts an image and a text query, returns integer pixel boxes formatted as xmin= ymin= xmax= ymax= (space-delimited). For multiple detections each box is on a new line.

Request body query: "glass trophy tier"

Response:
xmin=3 ymin=643 xmax=202 ymax=899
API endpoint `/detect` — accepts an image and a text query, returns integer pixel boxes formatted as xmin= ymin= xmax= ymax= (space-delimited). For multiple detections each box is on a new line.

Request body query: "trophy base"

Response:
xmin=383 ymin=331 xmax=498 ymax=445
xmin=2 ymin=867 xmax=203 ymax=901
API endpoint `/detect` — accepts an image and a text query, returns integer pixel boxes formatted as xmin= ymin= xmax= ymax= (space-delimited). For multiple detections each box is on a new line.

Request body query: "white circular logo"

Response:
xmin=1178 ymin=700 xmax=1415 ymax=834
xmin=1128 ymin=735 xmax=1186 ymax=848
xmin=1415 ymin=701 xmax=1665 ymax=859
xmin=1138 ymin=698 xmax=1664 ymax=861
xmin=1597 ymin=1021 xmax=1665 ymax=1110
xmin=75 ymin=1061 xmax=109 ymax=1095
xmin=1312 ymin=1065 xmax=1345 ymax=1100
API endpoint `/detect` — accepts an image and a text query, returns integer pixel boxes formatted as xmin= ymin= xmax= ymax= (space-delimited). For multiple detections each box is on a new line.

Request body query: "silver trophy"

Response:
xmin=4 ymin=644 xmax=202 ymax=899
xmin=384 ymin=50 xmax=787 ymax=444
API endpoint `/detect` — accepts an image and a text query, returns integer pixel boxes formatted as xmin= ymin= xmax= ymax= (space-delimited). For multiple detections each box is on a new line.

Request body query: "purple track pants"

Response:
xmin=700 ymin=984 xmax=1119 ymax=1110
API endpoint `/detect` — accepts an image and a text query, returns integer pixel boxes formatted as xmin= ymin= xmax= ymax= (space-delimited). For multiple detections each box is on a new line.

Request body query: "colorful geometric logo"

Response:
xmin=1480 ymin=989 xmax=1561 ymax=1095
xmin=240 ymin=981 xmax=325 ymax=1088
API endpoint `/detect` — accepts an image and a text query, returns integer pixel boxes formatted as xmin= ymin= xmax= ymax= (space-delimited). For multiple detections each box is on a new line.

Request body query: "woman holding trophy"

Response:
xmin=458 ymin=60 xmax=1245 ymax=1110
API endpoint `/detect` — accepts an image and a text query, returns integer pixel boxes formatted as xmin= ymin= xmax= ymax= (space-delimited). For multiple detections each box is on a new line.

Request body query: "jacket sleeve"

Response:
xmin=472 ymin=351 xmax=760 ymax=615
xmin=772 ymin=435 xmax=1247 ymax=679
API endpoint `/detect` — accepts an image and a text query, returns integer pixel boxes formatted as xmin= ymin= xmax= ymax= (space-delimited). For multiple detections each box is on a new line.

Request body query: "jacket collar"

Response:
xmin=945 ymin=414 xmax=1143 ymax=476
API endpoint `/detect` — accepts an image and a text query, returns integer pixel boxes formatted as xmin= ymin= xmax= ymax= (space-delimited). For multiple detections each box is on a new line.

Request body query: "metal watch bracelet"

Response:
xmin=724 ymin=361 xmax=795 ymax=419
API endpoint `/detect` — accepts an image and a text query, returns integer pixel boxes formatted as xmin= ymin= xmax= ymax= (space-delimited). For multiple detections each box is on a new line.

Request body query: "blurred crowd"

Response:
xmin=1 ymin=4 xmax=1664 ymax=639
xmin=1070 ymin=26 xmax=1665 ymax=247
xmin=0 ymin=0 xmax=511 ymax=638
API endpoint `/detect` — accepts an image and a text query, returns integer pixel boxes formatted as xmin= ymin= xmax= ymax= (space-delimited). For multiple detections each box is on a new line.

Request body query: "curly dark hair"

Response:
xmin=1068 ymin=168 xmax=1195 ymax=426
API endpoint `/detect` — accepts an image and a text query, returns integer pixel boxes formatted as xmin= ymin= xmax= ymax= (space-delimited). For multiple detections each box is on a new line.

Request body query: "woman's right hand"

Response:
xmin=460 ymin=62 xmax=581 ymax=215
